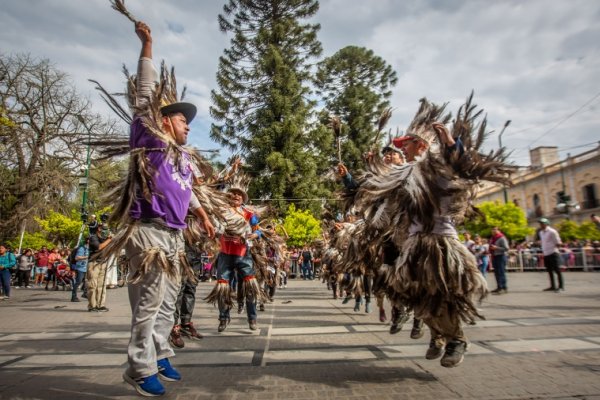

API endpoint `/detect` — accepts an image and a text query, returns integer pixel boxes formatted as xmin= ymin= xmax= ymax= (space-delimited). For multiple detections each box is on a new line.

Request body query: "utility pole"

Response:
xmin=498 ymin=120 xmax=511 ymax=203
xmin=76 ymin=115 xmax=92 ymax=246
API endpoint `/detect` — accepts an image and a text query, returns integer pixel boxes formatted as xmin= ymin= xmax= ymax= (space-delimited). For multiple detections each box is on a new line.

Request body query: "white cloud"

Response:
xmin=2 ymin=0 xmax=599 ymax=165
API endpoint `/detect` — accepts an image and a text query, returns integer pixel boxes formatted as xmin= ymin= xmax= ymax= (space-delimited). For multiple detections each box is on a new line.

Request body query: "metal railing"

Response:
xmin=506 ymin=249 xmax=600 ymax=272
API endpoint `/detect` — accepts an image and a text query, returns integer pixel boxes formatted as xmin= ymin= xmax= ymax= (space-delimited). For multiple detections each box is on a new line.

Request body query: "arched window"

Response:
xmin=533 ymin=194 xmax=543 ymax=217
xmin=583 ymin=183 xmax=598 ymax=209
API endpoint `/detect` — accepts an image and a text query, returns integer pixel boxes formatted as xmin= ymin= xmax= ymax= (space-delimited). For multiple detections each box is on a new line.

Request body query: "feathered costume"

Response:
xmin=204 ymin=173 xmax=270 ymax=325
xmin=90 ymin=61 xmax=233 ymax=285
xmin=355 ymin=94 xmax=511 ymax=343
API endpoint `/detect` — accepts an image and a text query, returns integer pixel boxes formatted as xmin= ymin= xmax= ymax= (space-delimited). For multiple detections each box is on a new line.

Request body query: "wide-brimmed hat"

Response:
xmin=160 ymin=102 xmax=197 ymax=124
xmin=228 ymin=187 xmax=248 ymax=203
xmin=538 ymin=217 xmax=550 ymax=225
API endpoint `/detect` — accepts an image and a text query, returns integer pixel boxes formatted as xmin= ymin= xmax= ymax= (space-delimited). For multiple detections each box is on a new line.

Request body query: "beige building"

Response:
xmin=476 ymin=143 xmax=600 ymax=225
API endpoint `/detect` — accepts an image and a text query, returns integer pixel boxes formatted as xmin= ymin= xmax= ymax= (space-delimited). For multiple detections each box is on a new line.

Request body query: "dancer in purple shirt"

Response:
xmin=94 ymin=17 xmax=215 ymax=396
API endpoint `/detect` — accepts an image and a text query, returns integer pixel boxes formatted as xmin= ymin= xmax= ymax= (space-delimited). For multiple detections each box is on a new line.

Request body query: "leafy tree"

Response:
xmin=576 ymin=221 xmax=600 ymax=241
xmin=282 ymin=204 xmax=321 ymax=247
xmin=555 ymin=219 xmax=579 ymax=242
xmin=0 ymin=53 xmax=119 ymax=241
xmin=7 ymin=232 xmax=54 ymax=253
xmin=35 ymin=210 xmax=83 ymax=247
xmin=315 ymin=46 xmax=397 ymax=172
xmin=210 ymin=0 xmax=326 ymax=215
xmin=465 ymin=201 xmax=534 ymax=242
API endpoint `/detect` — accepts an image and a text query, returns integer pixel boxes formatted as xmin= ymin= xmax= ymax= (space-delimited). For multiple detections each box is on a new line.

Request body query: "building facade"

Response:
xmin=476 ymin=144 xmax=600 ymax=225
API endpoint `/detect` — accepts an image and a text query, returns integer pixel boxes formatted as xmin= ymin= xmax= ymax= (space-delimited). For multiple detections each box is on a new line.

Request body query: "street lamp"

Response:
xmin=498 ymin=119 xmax=511 ymax=203
xmin=76 ymin=114 xmax=92 ymax=245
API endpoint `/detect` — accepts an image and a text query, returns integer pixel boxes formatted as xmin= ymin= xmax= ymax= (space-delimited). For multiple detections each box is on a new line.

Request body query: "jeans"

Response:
xmin=71 ymin=270 xmax=86 ymax=300
xmin=301 ymin=262 xmax=313 ymax=279
xmin=492 ymin=254 xmax=507 ymax=290
xmin=478 ymin=256 xmax=489 ymax=277
xmin=216 ymin=253 xmax=257 ymax=322
xmin=0 ymin=269 xmax=11 ymax=297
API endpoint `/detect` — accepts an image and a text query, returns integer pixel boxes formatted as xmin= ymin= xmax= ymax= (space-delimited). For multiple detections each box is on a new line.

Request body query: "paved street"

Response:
xmin=1 ymin=271 xmax=600 ymax=400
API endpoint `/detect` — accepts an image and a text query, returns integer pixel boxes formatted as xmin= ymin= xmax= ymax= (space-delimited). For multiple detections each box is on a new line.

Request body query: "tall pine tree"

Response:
xmin=315 ymin=46 xmax=397 ymax=172
xmin=210 ymin=0 xmax=326 ymax=215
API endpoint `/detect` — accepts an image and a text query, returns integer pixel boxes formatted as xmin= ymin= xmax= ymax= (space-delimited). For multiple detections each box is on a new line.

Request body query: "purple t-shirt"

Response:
xmin=129 ymin=118 xmax=192 ymax=229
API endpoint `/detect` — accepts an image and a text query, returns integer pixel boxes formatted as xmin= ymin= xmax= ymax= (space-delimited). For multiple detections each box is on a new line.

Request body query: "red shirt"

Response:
xmin=35 ymin=250 xmax=50 ymax=267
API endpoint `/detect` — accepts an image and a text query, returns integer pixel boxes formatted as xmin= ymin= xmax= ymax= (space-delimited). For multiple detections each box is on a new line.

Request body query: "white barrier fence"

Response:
xmin=507 ymin=249 xmax=600 ymax=272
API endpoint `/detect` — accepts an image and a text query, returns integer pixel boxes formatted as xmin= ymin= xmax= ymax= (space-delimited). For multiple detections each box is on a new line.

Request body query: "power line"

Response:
xmin=524 ymin=90 xmax=600 ymax=148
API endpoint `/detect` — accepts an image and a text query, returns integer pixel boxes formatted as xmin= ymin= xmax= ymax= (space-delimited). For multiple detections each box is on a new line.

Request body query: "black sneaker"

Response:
xmin=542 ymin=287 xmax=556 ymax=292
xmin=88 ymin=307 xmax=98 ymax=312
xmin=169 ymin=325 xmax=185 ymax=349
xmin=259 ymin=304 xmax=265 ymax=312
xmin=97 ymin=306 xmax=109 ymax=312
xmin=410 ymin=319 xmax=424 ymax=339
xmin=426 ymin=336 xmax=445 ymax=360
xmin=440 ymin=340 xmax=467 ymax=368
xmin=71 ymin=297 xmax=80 ymax=302
xmin=389 ymin=308 xmax=410 ymax=334
xmin=218 ymin=319 xmax=228 ymax=333
xmin=237 ymin=303 xmax=244 ymax=314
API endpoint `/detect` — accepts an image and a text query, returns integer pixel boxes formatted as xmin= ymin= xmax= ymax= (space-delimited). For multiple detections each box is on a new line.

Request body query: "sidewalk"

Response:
xmin=1 ymin=271 xmax=600 ymax=399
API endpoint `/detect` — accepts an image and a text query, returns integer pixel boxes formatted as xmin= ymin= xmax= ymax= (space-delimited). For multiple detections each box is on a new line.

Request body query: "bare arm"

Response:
xmin=190 ymin=193 xmax=216 ymax=239
xmin=134 ymin=21 xmax=158 ymax=111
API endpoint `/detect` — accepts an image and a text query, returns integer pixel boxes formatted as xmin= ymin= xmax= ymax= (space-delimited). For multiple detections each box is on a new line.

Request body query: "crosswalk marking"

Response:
xmin=11 ymin=354 xmax=124 ymax=368
xmin=1 ymin=314 xmax=600 ymax=343
xmin=264 ymin=348 xmax=377 ymax=363
xmin=491 ymin=338 xmax=599 ymax=353
xmin=3 ymin=336 xmax=599 ymax=369
xmin=0 ymin=332 xmax=91 ymax=341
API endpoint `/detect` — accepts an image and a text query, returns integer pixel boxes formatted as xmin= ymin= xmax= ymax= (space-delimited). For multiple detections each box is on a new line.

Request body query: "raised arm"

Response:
xmin=134 ymin=21 xmax=158 ymax=111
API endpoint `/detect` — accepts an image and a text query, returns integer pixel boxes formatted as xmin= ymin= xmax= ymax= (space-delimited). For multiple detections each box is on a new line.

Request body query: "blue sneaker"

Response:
xmin=123 ymin=372 xmax=165 ymax=397
xmin=157 ymin=358 xmax=181 ymax=382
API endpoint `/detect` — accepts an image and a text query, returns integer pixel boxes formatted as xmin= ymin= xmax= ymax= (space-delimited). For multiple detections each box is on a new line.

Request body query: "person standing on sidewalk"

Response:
xmin=0 ymin=245 xmax=16 ymax=300
xmin=538 ymin=218 xmax=564 ymax=292
xmin=299 ymin=245 xmax=313 ymax=280
xmin=489 ymin=226 xmax=509 ymax=294
xmin=16 ymin=249 xmax=35 ymax=289
xmin=71 ymin=238 xmax=89 ymax=302
xmin=34 ymin=246 xmax=49 ymax=287
xmin=87 ymin=223 xmax=112 ymax=312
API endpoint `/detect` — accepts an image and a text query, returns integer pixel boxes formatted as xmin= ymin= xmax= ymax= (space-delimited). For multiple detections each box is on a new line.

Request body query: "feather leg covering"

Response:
xmin=390 ymin=234 xmax=487 ymax=325
xmin=204 ymin=281 xmax=233 ymax=308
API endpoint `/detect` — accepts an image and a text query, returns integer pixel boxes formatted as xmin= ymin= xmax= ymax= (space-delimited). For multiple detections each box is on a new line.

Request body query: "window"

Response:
xmin=533 ymin=194 xmax=543 ymax=217
xmin=582 ymin=184 xmax=598 ymax=209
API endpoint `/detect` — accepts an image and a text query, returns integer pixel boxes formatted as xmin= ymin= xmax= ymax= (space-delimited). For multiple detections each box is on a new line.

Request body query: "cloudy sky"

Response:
xmin=2 ymin=0 xmax=599 ymax=165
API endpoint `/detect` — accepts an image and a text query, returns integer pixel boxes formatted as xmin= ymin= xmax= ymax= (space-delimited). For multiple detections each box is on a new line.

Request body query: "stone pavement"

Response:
xmin=1 ymin=271 xmax=600 ymax=400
